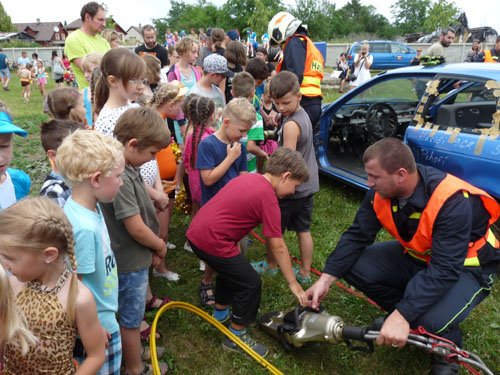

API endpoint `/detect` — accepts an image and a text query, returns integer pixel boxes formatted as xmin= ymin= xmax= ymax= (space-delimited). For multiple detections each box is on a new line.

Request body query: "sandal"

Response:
xmin=198 ymin=281 xmax=215 ymax=307
xmin=140 ymin=325 xmax=162 ymax=342
xmin=125 ymin=361 xmax=168 ymax=375
xmin=293 ymin=267 xmax=312 ymax=285
xmin=142 ymin=345 xmax=165 ymax=361
xmin=250 ymin=260 xmax=279 ymax=276
xmin=145 ymin=295 xmax=171 ymax=312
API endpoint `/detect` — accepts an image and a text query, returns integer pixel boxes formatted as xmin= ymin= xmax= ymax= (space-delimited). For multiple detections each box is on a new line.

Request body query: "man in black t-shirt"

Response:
xmin=135 ymin=25 xmax=169 ymax=68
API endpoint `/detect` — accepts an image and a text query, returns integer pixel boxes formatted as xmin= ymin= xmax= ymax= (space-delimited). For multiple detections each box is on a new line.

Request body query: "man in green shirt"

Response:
xmin=65 ymin=2 xmax=110 ymax=88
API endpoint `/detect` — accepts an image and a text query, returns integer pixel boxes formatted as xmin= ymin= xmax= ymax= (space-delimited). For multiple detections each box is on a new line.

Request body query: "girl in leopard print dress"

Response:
xmin=0 ymin=197 xmax=106 ymax=375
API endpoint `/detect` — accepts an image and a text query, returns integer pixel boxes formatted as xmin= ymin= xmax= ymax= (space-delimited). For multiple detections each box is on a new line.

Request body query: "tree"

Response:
xmin=423 ymin=0 xmax=461 ymax=33
xmin=248 ymin=0 xmax=285 ymax=38
xmin=0 ymin=2 xmax=16 ymax=32
xmin=291 ymin=0 xmax=339 ymax=41
xmin=391 ymin=0 xmax=431 ymax=35
xmin=153 ymin=0 xmax=220 ymax=43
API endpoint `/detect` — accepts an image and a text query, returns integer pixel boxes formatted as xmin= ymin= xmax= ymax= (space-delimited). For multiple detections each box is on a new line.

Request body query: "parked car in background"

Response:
xmin=315 ymin=63 xmax=500 ymax=199
xmin=347 ymin=41 xmax=417 ymax=71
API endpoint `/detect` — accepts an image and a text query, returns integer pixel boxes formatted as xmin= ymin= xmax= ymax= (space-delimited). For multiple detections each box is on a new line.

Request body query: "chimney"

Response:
xmin=36 ymin=18 xmax=40 ymax=24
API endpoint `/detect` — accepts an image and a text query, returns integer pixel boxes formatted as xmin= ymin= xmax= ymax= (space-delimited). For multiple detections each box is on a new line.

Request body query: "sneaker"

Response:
xmin=152 ymin=269 xmax=180 ymax=281
xmin=3 ymin=87 xmax=9 ymax=91
xmin=211 ymin=311 xmax=231 ymax=329
xmin=167 ymin=242 xmax=176 ymax=250
xmin=184 ymin=241 xmax=193 ymax=253
xmin=222 ymin=330 xmax=269 ymax=357
xmin=199 ymin=260 xmax=206 ymax=271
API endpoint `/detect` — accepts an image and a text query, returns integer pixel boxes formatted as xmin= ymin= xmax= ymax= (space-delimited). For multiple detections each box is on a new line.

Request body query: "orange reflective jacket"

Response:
xmin=277 ymin=34 xmax=324 ymax=97
xmin=484 ymin=50 xmax=499 ymax=63
xmin=373 ymin=174 xmax=500 ymax=266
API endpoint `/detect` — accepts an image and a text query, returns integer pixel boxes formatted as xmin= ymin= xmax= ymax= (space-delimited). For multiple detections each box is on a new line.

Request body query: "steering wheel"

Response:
xmin=365 ymin=102 xmax=400 ymax=142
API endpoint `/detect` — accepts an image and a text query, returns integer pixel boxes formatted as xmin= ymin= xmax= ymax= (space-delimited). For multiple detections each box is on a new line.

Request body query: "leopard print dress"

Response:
xmin=2 ymin=265 xmax=77 ymax=375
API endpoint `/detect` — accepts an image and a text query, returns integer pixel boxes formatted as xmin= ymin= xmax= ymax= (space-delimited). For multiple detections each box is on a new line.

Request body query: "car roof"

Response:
xmin=380 ymin=63 xmax=500 ymax=80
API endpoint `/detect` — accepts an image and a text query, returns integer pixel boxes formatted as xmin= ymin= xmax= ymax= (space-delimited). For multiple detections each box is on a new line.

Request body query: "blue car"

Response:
xmin=316 ymin=63 xmax=500 ymax=199
xmin=347 ymin=41 xmax=417 ymax=71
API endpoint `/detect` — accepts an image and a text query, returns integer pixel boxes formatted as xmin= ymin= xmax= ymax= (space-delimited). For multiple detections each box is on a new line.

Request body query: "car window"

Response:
xmin=370 ymin=43 xmax=390 ymax=53
xmin=352 ymin=44 xmax=361 ymax=54
xmin=391 ymin=44 xmax=409 ymax=54
xmin=430 ymin=80 xmax=497 ymax=130
xmin=354 ymin=77 xmax=430 ymax=101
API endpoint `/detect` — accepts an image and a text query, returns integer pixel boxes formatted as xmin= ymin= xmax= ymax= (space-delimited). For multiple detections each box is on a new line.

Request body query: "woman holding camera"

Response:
xmin=349 ymin=42 xmax=372 ymax=91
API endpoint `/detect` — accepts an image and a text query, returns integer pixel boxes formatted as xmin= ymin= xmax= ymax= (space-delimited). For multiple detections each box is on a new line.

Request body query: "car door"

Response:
xmin=404 ymin=77 xmax=500 ymax=199
xmin=390 ymin=43 xmax=414 ymax=68
xmin=369 ymin=42 xmax=391 ymax=70
xmin=317 ymin=74 xmax=430 ymax=188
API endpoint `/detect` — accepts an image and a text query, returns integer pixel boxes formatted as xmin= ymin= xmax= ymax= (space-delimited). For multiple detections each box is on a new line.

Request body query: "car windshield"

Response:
xmin=325 ymin=77 xmax=428 ymax=177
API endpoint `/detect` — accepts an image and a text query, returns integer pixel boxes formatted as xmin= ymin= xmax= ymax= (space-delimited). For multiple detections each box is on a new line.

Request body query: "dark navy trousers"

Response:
xmin=342 ymin=241 xmax=494 ymax=345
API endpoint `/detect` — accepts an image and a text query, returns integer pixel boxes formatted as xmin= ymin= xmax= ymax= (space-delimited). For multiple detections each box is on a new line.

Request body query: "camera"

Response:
xmin=362 ymin=51 xmax=367 ymax=55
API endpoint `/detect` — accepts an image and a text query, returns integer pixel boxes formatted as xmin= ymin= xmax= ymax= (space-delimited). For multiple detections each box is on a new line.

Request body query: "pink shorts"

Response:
xmin=37 ymin=78 xmax=47 ymax=86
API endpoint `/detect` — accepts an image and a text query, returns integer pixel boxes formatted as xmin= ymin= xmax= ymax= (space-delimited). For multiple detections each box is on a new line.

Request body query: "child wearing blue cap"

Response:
xmin=0 ymin=102 xmax=30 ymax=210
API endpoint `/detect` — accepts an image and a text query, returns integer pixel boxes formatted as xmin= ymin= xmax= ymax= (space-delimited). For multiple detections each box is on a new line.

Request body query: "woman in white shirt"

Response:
xmin=350 ymin=42 xmax=373 ymax=91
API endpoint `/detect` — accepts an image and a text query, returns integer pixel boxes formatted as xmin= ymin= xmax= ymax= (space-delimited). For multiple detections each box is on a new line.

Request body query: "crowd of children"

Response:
xmin=0 ymin=19 xmax=319 ymax=373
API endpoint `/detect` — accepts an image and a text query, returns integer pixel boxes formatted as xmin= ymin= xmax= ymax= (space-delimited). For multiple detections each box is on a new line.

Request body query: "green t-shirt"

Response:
xmin=241 ymin=113 xmax=264 ymax=173
xmin=64 ymin=29 xmax=110 ymax=88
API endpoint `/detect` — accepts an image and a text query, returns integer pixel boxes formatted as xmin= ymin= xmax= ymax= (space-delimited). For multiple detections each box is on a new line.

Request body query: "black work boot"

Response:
xmin=430 ymin=354 xmax=460 ymax=375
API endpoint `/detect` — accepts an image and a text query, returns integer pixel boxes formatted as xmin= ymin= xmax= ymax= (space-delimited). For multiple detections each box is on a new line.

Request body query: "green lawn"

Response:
xmin=3 ymin=73 xmax=499 ymax=375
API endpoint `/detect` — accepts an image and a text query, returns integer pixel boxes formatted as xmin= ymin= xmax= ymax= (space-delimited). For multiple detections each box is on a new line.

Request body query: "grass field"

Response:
xmin=2 ymin=73 xmax=499 ymax=375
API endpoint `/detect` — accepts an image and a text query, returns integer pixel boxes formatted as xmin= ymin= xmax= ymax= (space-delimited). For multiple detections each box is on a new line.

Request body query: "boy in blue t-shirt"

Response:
xmin=195 ymin=98 xmax=256 ymax=306
xmin=0 ymin=107 xmax=30 ymax=210
xmin=57 ymin=130 xmax=124 ymax=375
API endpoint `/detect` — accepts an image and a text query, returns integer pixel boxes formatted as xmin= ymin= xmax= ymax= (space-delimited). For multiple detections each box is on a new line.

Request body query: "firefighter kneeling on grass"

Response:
xmin=306 ymin=137 xmax=500 ymax=375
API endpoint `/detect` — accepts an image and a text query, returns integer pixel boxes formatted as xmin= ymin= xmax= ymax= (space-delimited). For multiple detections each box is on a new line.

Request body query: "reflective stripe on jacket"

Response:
xmin=277 ymin=34 xmax=324 ymax=97
xmin=484 ymin=49 xmax=499 ymax=63
xmin=373 ymin=174 xmax=500 ymax=266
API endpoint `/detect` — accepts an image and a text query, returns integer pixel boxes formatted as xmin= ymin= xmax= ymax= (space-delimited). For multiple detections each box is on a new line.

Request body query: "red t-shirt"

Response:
xmin=187 ymin=173 xmax=282 ymax=257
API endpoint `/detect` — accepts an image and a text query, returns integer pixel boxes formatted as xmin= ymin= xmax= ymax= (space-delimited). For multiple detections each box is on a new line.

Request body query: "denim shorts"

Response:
xmin=118 ymin=268 xmax=149 ymax=329
xmin=0 ymin=68 xmax=10 ymax=79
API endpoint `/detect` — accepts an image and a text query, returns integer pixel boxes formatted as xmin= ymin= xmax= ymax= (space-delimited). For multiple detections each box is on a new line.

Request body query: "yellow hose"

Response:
xmin=149 ymin=301 xmax=284 ymax=375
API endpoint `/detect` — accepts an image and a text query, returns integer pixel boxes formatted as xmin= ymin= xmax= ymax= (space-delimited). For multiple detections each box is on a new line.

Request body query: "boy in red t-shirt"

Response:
xmin=186 ymin=148 xmax=309 ymax=357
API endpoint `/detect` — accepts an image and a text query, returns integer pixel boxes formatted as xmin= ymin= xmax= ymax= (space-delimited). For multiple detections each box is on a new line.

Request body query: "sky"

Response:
xmin=2 ymin=0 xmax=499 ymax=35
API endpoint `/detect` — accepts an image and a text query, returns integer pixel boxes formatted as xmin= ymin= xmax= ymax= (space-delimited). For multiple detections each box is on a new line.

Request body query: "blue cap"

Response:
xmin=0 ymin=112 xmax=27 ymax=137
xmin=226 ymin=30 xmax=239 ymax=41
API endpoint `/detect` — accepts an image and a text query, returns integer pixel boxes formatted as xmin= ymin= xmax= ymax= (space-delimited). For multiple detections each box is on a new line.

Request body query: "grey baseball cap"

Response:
xmin=203 ymin=54 xmax=234 ymax=77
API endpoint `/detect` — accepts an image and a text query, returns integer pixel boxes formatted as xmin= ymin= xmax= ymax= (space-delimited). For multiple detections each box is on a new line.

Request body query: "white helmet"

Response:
xmin=268 ymin=12 xmax=302 ymax=46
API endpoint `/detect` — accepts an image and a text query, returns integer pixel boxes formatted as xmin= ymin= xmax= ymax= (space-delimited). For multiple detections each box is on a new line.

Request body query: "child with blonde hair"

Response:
xmin=57 ymin=130 xmax=124 ymax=375
xmin=17 ymin=63 xmax=33 ymax=103
xmin=36 ymin=60 xmax=47 ymax=98
xmin=81 ymin=52 xmax=103 ymax=127
xmin=0 ymin=263 xmax=37 ymax=356
xmin=0 ymin=197 xmax=106 ymax=375
xmin=47 ymin=87 xmax=87 ymax=125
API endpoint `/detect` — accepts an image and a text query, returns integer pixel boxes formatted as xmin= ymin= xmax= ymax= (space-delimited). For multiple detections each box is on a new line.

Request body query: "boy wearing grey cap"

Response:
xmin=190 ymin=54 xmax=234 ymax=121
